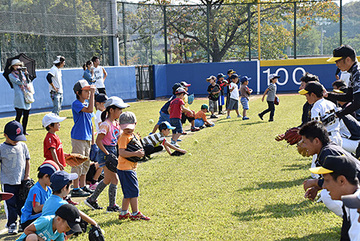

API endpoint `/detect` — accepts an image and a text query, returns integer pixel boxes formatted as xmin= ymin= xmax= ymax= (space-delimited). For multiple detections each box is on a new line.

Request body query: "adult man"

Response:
xmin=310 ymin=155 xmax=360 ymax=241
xmin=91 ymin=56 xmax=107 ymax=94
xmin=326 ymin=45 xmax=360 ymax=118
xmin=47 ymin=56 xmax=65 ymax=115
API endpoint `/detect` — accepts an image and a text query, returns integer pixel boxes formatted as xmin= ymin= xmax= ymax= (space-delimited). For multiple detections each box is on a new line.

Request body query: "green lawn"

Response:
xmin=0 ymin=95 xmax=341 ymax=240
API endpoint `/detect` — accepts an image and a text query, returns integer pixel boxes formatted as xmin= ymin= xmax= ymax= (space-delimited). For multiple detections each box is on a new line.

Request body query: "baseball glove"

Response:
xmin=18 ymin=179 xmax=35 ymax=203
xmin=171 ymin=150 xmax=186 ymax=156
xmin=125 ymin=136 xmax=148 ymax=163
xmin=297 ymin=140 xmax=310 ymax=157
xmin=284 ymin=127 xmax=302 ymax=145
xmin=65 ymin=153 xmax=89 ymax=167
xmin=105 ymin=153 xmax=118 ymax=173
xmin=89 ymin=225 xmax=105 ymax=241
xmin=274 ymin=96 xmax=280 ymax=105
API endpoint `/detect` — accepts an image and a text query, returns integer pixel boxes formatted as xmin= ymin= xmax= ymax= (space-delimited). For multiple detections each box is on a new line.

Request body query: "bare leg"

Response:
xmin=93 ymin=166 xmax=103 ymax=181
xmin=73 ymin=178 xmax=79 ymax=189
xmin=122 ymin=198 xmax=130 ymax=211
xmin=172 ymin=133 xmax=181 ymax=142
xmin=151 ymin=124 xmax=159 ymax=134
xmin=243 ymin=109 xmax=247 ymax=117
xmin=129 ymin=197 xmax=138 ymax=213
xmin=79 ymin=175 xmax=86 ymax=188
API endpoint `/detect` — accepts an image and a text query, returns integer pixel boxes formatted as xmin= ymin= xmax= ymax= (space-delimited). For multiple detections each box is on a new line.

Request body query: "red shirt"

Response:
xmin=43 ymin=132 xmax=66 ymax=167
xmin=169 ymin=98 xmax=185 ymax=119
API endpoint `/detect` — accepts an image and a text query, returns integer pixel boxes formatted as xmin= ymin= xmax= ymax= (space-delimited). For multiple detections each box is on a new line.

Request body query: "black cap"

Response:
xmin=95 ymin=93 xmax=108 ymax=103
xmin=217 ymin=73 xmax=225 ymax=79
xmin=55 ymin=204 xmax=82 ymax=233
xmin=230 ymin=74 xmax=239 ymax=79
xmin=309 ymin=155 xmax=358 ymax=180
xmin=327 ymin=45 xmax=356 ymax=63
xmin=299 ymin=81 xmax=324 ymax=96
xmin=4 ymin=120 xmax=26 ymax=141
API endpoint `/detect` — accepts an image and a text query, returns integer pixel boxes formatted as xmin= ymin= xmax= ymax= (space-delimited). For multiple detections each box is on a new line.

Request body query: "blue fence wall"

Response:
xmin=0 ymin=66 xmax=136 ymax=116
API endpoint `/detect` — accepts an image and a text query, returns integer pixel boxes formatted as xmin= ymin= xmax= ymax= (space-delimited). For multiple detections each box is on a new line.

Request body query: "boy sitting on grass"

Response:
xmin=142 ymin=121 xmax=186 ymax=157
xmin=194 ymin=104 xmax=214 ymax=128
xmin=20 ymin=160 xmax=59 ymax=230
xmin=17 ymin=204 xmax=82 ymax=241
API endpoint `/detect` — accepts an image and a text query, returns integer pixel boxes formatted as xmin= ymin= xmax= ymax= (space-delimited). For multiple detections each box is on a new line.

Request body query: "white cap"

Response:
xmin=53 ymin=56 xmax=63 ymax=64
xmin=269 ymin=74 xmax=280 ymax=81
xmin=42 ymin=113 xmax=66 ymax=128
xmin=104 ymin=96 xmax=130 ymax=109
xmin=11 ymin=59 xmax=23 ymax=66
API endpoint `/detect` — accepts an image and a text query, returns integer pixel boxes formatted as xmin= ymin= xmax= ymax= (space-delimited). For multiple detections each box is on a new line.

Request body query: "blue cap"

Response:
xmin=50 ymin=171 xmax=78 ymax=192
xmin=38 ymin=160 xmax=60 ymax=176
xmin=159 ymin=121 xmax=176 ymax=131
xmin=4 ymin=120 xmax=26 ymax=141
xmin=230 ymin=74 xmax=239 ymax=79
xmin=240 ymin=76 xmax=251 ymax=83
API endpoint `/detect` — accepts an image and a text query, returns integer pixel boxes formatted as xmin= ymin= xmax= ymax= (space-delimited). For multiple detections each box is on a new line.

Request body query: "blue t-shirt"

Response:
xmin=83 ymin=69 xmax=94 ymax=85
xmin=17 ymin=215 xmax=64 ymax=241
xmin=41 ymin=195 xmax=67 ymax=217
xmin=71 ymin=99 xmax=94 ymax=140
xmin=21 ymin=182 xmax=52 ymax=224
xmin=160 ymin=95 xmax=175 ymax=114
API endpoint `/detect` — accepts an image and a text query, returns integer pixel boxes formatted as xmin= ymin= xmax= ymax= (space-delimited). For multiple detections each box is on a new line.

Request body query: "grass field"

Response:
xmin=0 ymin=94 xmax=342 ymax=240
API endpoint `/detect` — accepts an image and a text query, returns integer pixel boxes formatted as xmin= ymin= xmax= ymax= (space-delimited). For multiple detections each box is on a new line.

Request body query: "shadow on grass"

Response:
xmin=276 ymin=227 xmax=340 ymax=241
xmin=232 ymin=200 xmax=328 ymax=221
xmin=98 ymin=217 xmax=126 ymax=227
xmin=216 ymin=119 xmax=263 ymax=125
xmin=0 ymin=233 xmax=22 ymax=240
xmin=281 ymin=162 xmax=310 ymax=171
xmin=238 ymin=177 xmax=305 ymax=191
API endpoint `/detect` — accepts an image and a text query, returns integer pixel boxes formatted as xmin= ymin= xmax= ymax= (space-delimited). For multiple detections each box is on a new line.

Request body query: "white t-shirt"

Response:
xmin=345 ymin=189 xmax=360 ymax=241
xmin=229 ymin=82 xmax=239 ymax=100
xmin=311 ymin=98 xmax=340 ymax=134
xmin=340 ymin=71 xmax=351 ymax=86
xmin=95 ymin=110 xmax=102 ymax=134
xmin=48 ymin=65 xmax=63 ymax=93
xmin=93 ymin=66 xmax=105 ymax=88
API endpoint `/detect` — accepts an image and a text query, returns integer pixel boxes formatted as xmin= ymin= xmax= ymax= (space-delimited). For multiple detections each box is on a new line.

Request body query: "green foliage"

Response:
xmin=0 ymin=95 xmax=343 ymax=240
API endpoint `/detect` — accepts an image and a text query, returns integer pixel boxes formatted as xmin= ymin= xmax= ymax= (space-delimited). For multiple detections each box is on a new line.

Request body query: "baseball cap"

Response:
xmin=342 ymin=190 xmax=360 ymax=209
xmin=230 ymin=73 xmax=239 ymax=79
xmin=42 ymin=113 xmax=66 ymax=128
xmin=119 ymin=111 xmax=137 ymax=130
xmin=10 ymin=59 xmax=23 ymax=67
xmin=201 ymin=104 xmax=209 ymax=110
xmin=73 ymin=79 xmax=91 ymax=93
xmin=327 ymin=45 xmax=356 ymax=63
xmin=159 ymin=121 xmax=175 ymax=131
xmin=298 ymin=81 xmax=324 ymax=96
xmin=240 ymin=76 xmax=251 ymax=83
xmin=53 ymin=56 xmax=64 ymax=64
xmin=227 ymin=69 xmax=236 ymax=74
xmin=175 ymin=87 xmax=188 ymax=95
xmin=38 ymin=160 xmax=60 ymax=176
xmin=206 ymin=76 xmax=216 ymax=82
xmin=269 ymin=74 xmax=280 ymax=81
xmin=309 ymin=155 xmax=358 ymax=180
xmin=180 ymin=81 xmax=191 ymax=87
xmin=217 ymin=73 xmax=226 ymax=79
xmin=95 ymin=93 xmax=108 ymax=103
xmin=104 ymin=96 xmax=129 ymax=109
xmin=50 ymin=171 xmax=78 ymax=191
xmin=4 ymin=120 xmax=26 ymax=141
xmin=55 ymin=204 xmax=82 ymax=233
xmin=0 ymin=192 xmax=14 ymax=201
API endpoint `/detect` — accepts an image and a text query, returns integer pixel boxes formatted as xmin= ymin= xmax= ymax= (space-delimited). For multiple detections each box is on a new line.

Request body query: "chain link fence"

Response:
xmin=0 ymin=0 xmax=359 ymax=69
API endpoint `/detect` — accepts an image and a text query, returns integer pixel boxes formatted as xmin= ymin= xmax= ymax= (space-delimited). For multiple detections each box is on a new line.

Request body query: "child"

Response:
xmin=207 ymin=75 xmax=220 ymax=118
xmin=17 ymin=204 xmax=82 ymax=241
xmin=226 ymin=69 xmax=236 ymax=109
xmin=169 ymin=87 xmax=194 ymax=147
xmin=20 ymin=160 xmax=59 ymax=230
xmin=142 ymin=121 xmax=187 ymax=156
xmin=180 ymin=81 xmax=199 ymax=132
xmin=94 ymin=93 xmax=108 ymax=133
xmin=239 ymin=76 xmax=253 ymax=120
xmin=226 ymin=74 xmax=241 ymax=119
xmin=194 ymin=104 xmax=214 ymax=128
xmin=42 ymin=113 xmax=67 ymax=170
xmin=117 ymin=112 xmax=150 ymax=221
xmin=85 ymin=96 xmax=129 ymax=212
xmin=216 ymin=73 xmax=227 ymax=115
xmin=258 ymin=74 xmax=279 ymax=122
xmin=70 ymin=79 xmax=96 ymax=197
xmin=0 ymin=120 xmax=30 ymax=234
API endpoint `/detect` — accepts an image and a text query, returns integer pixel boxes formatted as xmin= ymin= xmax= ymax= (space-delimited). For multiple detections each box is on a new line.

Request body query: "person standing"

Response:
xmin=91 ymin=56 xmax=107 ymax=94
xmin=47 ymin=56 xmax=65 ymax=116
xmin=258 ymin=74 xmax=279 ymax=122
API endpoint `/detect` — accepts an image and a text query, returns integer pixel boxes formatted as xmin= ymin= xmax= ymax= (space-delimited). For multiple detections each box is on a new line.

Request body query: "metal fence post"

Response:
xmin=122 ymin=2 xmax=127 ymax=65
xmin=293 ymin=2 xmax=297 ymax=59
xmin=248 ymin=3 xmax=251 ymax=61
xmin=163 ymin=5 xmax=168 ymax=64
xmin=206 ymin=3 xmax=210 ymax=62
xmin=340 ymin=0 xmax=342 ymax=46
xmin=111 ymin=0 xmax=120 ymax=66
xmin=73 ymin=0 xmax=79 ymax=66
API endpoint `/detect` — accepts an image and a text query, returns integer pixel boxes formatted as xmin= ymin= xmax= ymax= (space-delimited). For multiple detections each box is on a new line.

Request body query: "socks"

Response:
xmin=132 ymin=211 xmax=139 ymax=216
xmin=89 ymin=180 xmax=107 ymax=202
xmin=120 ymin=210 xmax=128 ymax=215
xmin=108 ymin=183 xmax=117 ymax=207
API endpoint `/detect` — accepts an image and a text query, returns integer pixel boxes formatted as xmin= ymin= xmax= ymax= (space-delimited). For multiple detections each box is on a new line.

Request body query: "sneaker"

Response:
xmin=89 ymin=182 xmax=98 ymax=191
xmin=181 ymin=132 xmax=187 ymax=135
xmin=8 ymin=223 xmax=17 ymax=235
xmin=210 ymin=115 xmax=218 ymax=119
xmin=237 ymin=115 xmax=242 ymax=118
xmin=119 ymin=212 xmax=130 ymax=220
xmin=191 ymin=127 xmax=200 ymax=132
xmin=107 ymin=204 xmax=121 ymax=213
xmin=269 ymin=119 xmax=274 ymax=122
xmin=70 ymin=188 xmax=91 ymax=197
xmin=84 ymin=198 xmax=103 ymax=210
xmin=218 ymin=111 xmax=223 ymax=115
xmin=226 ymin=116 xmax=231 ymax=119
xmin=65 ymin=196 xmax=79 ymax=205
xmin=177 ymin=139 xmax=182 ymax=142
xmin=258 ymin=113 xmax=263 ymax=120
xmin=130 ymin=211 xmax=151 ymax=221
xmin=18 ymin=225 xmax=23 ymax=233
xmin=171 ymin=140 xmax=180 ymax=148
xmin=82 ymin=186 xmax=94 ymax=194
xmin=243 ymin=116 xmax=249 ymax=120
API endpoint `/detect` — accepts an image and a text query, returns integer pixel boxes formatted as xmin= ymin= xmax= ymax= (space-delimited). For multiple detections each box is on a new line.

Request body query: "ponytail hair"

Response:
xmin=101 ymin=105 xmax=118 ymax=122
xmin=83 ymin=60 xmax=92 ymax=70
